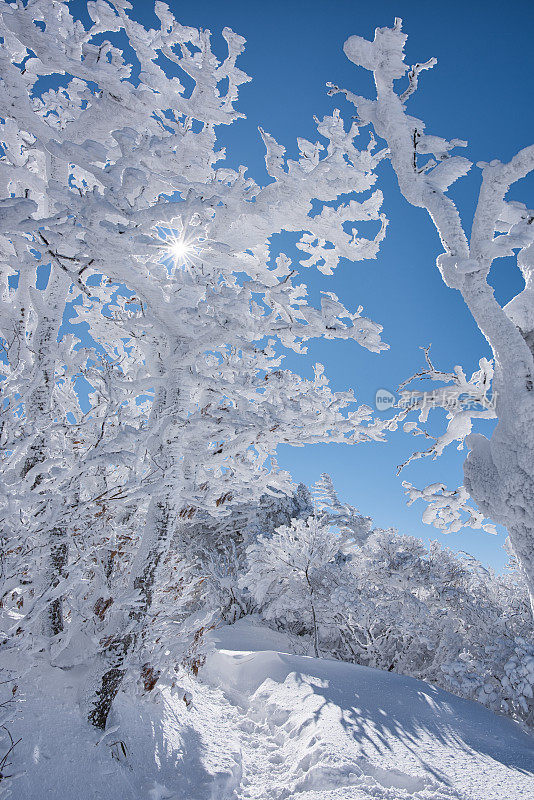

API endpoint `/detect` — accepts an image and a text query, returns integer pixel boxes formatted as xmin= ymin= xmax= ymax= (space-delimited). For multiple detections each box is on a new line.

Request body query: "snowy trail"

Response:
xmin=201 ymin=621 xmax=534 ymax=800
xmin=204 ymin=650 xmax=467 ymax=800
xmin=9 ymin=620 xmax=534 ymax=800
xmin=226 ymin=678 xmax=460 ymax=798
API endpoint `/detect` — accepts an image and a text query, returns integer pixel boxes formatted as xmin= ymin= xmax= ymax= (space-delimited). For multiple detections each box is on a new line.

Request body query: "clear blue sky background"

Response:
xmin=69 ymin=0 xmax=534 ymax=569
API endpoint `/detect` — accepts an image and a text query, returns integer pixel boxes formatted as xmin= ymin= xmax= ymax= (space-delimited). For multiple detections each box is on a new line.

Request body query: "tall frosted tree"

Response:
xmin=0 ymin=0 xmax=392 ymax=728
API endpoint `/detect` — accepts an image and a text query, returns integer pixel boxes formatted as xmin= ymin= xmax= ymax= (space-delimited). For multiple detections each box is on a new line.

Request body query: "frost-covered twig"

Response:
xmin=403 ymin=481 xmax=497 ymax=535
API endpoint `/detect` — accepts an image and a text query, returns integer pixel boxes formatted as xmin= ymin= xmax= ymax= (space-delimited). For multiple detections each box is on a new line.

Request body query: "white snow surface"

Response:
xmin=9 ymin=619 xmax=534 ymax=800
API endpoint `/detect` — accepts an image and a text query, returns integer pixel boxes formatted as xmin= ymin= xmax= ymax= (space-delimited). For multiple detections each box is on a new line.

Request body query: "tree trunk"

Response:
xmin=304 ymin=567 xmax=320 ymax=658
xmin=87 ymin=634 xmax=133 ymax=730
xmin=22 ymin=438 xmax=69 ymax=637
xmin=86 ymin=498 xmax=173 ymax=729
xmin=46 ymin=527 xmax=68 ymax=637
xmin=22 ymin=269 xmax=71 ymax=638
xmin=464 ymin=427 xmax=534 ymax=614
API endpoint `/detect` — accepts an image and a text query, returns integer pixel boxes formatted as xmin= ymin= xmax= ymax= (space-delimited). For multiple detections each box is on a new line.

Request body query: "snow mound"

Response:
xmin=202 ymin=620 xmax=534 ymax=800
xmin=8 ymin=620 xmax=534 ymax=800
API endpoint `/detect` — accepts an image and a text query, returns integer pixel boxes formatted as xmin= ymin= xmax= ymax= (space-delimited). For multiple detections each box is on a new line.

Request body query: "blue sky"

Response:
xmin=69 ymin=0 xmax=534 ymax=568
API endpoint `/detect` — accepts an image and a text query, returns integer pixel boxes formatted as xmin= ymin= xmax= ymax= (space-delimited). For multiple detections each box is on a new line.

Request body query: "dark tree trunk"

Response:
xmin=87 ymin=500 xmax=172 ymax=729
xmin=47 ymin=527 xmax=68 ymax=636
xmin=87 ymin=634 xmax=133 ymax=730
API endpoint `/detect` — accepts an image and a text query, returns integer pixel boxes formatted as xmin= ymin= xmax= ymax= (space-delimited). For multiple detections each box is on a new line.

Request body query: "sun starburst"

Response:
xmin=167 ymin=237 xmax=194 ymax=263
xmin=164 ymin=233 xmax=198 ymax=267
xmin=155 ymin=217 xmax=207 ymax=271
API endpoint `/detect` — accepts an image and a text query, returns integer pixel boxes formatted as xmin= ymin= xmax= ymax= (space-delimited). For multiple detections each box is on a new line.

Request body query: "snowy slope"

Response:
xmin=7 ymin=620 xmax=534 ymax=800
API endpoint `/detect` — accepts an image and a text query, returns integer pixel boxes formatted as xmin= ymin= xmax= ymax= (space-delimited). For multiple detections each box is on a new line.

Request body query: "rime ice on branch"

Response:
xmin=333 ymin=18 xmax=534 ymax=610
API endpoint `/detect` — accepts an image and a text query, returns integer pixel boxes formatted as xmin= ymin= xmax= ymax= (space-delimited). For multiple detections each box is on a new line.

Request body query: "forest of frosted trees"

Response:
xmin=0 ymin=5 xmax=533 ymax=790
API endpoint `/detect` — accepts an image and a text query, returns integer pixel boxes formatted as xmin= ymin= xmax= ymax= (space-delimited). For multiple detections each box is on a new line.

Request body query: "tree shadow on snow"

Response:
xmin=114 ymin=692 xmax=218 ymax=800
xmin=280 ymin=655 xmax=534 ymax=780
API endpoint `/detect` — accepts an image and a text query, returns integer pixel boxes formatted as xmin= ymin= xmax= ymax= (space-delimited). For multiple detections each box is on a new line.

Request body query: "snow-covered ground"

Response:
xmin=7 ymin=620 xmax=534 ymax=799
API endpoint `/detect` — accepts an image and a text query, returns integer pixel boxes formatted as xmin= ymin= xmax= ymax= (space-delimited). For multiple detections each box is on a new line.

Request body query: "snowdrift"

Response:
xmin=7 ymin=620 xmax=534 ymax=800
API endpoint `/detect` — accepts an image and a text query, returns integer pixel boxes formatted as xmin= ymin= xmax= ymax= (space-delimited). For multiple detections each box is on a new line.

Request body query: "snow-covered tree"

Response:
xmin=330 ymin=18 xmax=534 ymax=609
xmin=243 ymin=514 xmax=347 ymax=657
xmin=0 ymin=0 xmax=393 ymax=728
xmin=173 ymin=483 xmax=312 ymax=625
xmin=313 ymin=472 xmax=374 ymax=545
xmin=343 ymin=530 xmax=534 ymax=724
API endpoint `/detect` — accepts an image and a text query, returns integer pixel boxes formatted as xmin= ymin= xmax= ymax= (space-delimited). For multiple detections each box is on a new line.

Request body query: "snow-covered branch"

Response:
xmin=338 ymin=18 xmax=534 ymax=608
